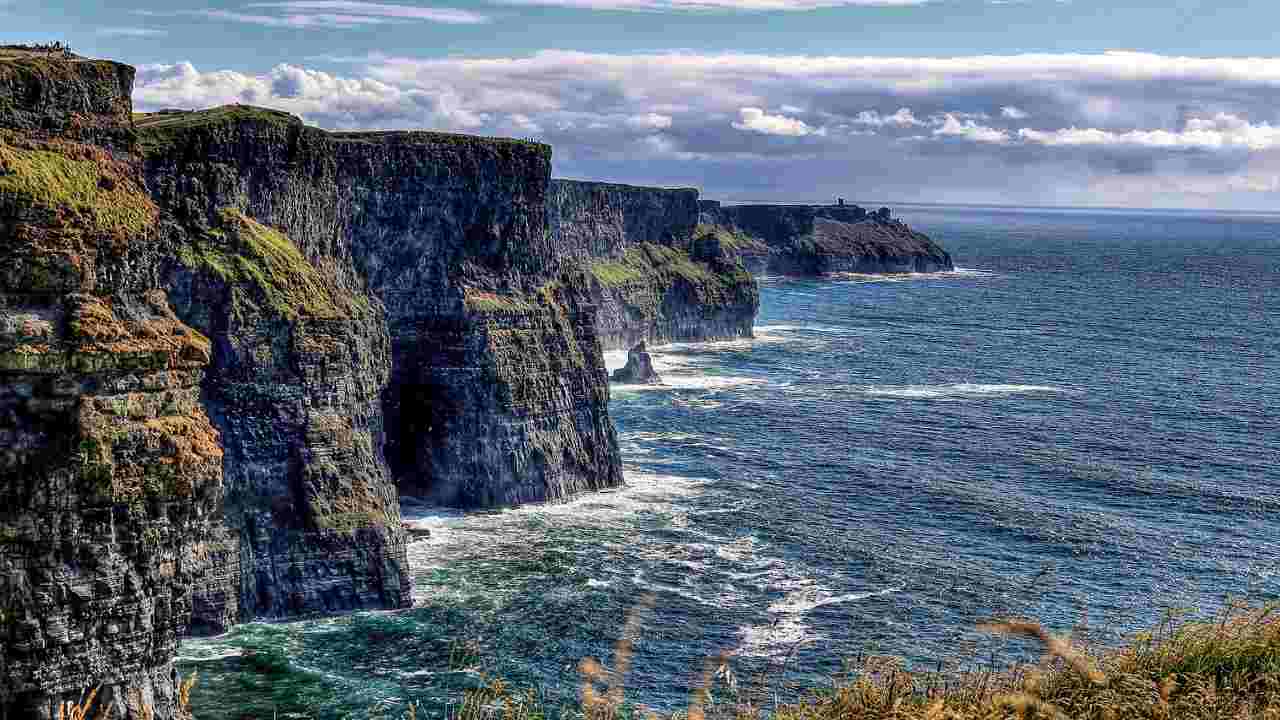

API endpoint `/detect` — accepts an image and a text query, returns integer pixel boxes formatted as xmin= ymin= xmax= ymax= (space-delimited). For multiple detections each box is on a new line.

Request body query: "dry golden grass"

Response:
xmin=436 ymin=601 xmax=1280 ymax=720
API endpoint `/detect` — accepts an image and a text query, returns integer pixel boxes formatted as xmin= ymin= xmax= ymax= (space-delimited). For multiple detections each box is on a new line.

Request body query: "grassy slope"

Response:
xmin=175 ymin=207 xmax=356 ymax=320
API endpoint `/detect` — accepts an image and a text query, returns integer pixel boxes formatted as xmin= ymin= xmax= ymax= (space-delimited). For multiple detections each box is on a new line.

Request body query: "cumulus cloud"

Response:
xmin=852 ymin=107 xmax=924 ymax=127
xmin=931 ymin=113 xmax=1009 ymax=143
xmin=133 ymin=51 xmax=1280 ymax=207
xmin=1018 ymin=113 xmax=1280 ymax=151
xmin=732 ymin=107 xmax=821 ymax=136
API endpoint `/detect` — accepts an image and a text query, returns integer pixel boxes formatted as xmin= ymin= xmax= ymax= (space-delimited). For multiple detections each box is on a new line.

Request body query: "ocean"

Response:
xmin=178 ymin=204 xmax=1280 ymax=719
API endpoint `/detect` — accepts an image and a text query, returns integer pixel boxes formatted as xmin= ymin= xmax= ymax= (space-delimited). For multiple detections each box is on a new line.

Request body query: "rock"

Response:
xmin=549 ymin=180 xmax=759 ymax=350
xmin=699 ymin=202 xmax=954 ymax=275
xmin=611 ymin=342 xmax=662 ymax=384
xmin=1 ymin=51 xmax=224 ymax=720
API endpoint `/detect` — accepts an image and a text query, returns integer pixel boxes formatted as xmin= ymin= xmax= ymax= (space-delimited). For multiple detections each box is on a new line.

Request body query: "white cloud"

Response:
xmin=247 ymin=1 xmax=487 ymax=23
xmin=625 ymin=113 xmax=674 ymax=131
xmin=134 ymin=61 xmax=487 ymax=129
xmin=132 ymin=51 xmax=1280 ymax=207
xmin=97 ymin=26 xmax=168 ymax=37
xmin=145 ymin=1 xmax=487 ymax=28
xmin=1017 ymin=113 xmax=1280 ymax=151
xmin=731 ymin=107 xmax=820 ymax=136
xmin=933 ymin=113 xmax=1009 ymax=143
xmin=852 ymin=107 xmax=924 ymax=127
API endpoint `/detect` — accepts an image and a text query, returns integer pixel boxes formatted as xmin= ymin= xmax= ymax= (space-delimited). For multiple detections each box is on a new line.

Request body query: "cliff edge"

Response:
xmin=700 ymin=201 xmax=954 ymax=275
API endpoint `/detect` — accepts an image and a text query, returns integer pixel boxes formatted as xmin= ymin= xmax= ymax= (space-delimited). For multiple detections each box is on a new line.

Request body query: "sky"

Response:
xmin=9 ymin=0 xmax=1280 ymax=209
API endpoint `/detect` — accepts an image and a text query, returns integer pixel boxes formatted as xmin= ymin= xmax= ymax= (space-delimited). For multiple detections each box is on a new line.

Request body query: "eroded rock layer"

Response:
xmin=549 ymin=180 xmax=758 ymax=350
xmin=0 ymin=51 xmax=223 ymax=719
xmin=699 ymin=200 xmax=954 ymax=275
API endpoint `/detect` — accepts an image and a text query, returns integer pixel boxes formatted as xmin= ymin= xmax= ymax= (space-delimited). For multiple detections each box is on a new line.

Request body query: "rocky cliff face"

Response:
xmin=699 ymin=200 xmax=953 ymax=275
xmin=1 ymin=50 xmax=775 ymax=715
xmin=138 ymin=108 xmax=409 ymax=632
xmin=137 ymin=110 xmax=621 ymax=515
xmin=0 ymin=51 xmax=223 ymax=719
xmin=550 ymin=180 xmax=757 ymax=350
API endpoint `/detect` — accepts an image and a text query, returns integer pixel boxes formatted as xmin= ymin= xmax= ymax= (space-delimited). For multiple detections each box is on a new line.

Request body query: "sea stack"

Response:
xmin=611 ymin=342 xmax=662 ymax=384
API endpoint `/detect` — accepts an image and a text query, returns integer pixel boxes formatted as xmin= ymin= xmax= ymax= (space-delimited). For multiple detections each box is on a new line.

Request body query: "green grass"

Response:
xmin=135 ymin=105 xmax=302 ymax=154
xmin=590 ymin=244 xmax=732 ymax=288
xmin=0 ymin=138 xmax=156 ymax=240
xmin=694 ymin=223 xmax=769 ymax=254
xmin=174 ymin=208 xmax=349 ymax=320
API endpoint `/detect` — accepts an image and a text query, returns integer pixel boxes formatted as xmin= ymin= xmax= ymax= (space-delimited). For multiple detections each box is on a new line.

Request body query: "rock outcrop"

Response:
xmin=550 ymin=180 xmax=758 ymax=349
xmin=610 ymin=342 xmax=661 ymax=384
xmin=0 ymin=50 xmax=224 ymax=719
xmin=699 ymin=200 xmax=953 ymax=275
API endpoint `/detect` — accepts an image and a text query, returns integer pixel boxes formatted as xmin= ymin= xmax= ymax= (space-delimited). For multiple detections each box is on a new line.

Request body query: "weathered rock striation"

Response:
xmin=699 ymin=200 xmax=954 ymax=275
xmin=550 ymin=180 xmax=758 ymax=350
xmin=0 ymin=50 xmax=224 ymax=719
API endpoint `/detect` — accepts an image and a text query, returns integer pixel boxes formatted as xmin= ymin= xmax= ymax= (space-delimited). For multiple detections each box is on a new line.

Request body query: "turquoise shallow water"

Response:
xmin=180 ymin=205 xmax=1280 ymax=719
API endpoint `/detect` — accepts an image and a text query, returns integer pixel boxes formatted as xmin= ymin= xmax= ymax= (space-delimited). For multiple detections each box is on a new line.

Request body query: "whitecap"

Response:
xmin=735 ymin=617 xmax=813 ymax=658
xmin=767 ymin=586 xmax=903 ymax=615
xmin=862 ymin=383 xmax=1072 ymax=399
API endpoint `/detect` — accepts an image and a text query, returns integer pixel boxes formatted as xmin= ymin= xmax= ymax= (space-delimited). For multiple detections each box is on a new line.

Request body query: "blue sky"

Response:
xmin=8 ymin=1 xmax=1280 ymax=208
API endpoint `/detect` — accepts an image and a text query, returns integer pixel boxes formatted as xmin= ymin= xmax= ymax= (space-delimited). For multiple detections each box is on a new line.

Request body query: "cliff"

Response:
xmin=699 ymin=200 xmax=953 ymax=275
xmin=0 ymin=50 xmax=224 ymax=719
xmin=0 ymin=50 xmax=769 ymax=717
xmin=549 ymin=180 xmax=758 ymax=349
xmin=138 ymin=112 xmax=621 ymax=517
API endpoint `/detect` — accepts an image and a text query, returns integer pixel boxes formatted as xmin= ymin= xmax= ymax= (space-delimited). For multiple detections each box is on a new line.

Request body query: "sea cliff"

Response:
xmin=0 ymin=51 xmax=224 ymax=719
xmin=0 ymin=50 xmax=627 ymax=718
xmin=0 ymin=46 xmax=962 ymax=719
xmin=550 ymin=180 xmax=758 ymax=349
xmin=699 ymin=200 xmax=954 ymax=275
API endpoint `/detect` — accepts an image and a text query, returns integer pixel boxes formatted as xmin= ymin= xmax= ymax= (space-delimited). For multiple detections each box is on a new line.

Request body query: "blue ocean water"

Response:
xmin=180 ymin=205 xmax=1280 ymax=719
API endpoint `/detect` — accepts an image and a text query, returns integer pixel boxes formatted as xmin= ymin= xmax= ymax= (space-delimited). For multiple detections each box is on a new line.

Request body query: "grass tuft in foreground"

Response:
xmin=436 ymin=602 xmax=1279 ymax=720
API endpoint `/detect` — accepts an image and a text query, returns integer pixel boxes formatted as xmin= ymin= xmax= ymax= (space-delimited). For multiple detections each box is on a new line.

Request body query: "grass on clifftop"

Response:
xmin=422 ymin=602 xmax=1280 ymax=720
xmin=175 ymin=208 xmax=351 ymax=320
xmin=135 ymin=105 xmax=302 ymax=154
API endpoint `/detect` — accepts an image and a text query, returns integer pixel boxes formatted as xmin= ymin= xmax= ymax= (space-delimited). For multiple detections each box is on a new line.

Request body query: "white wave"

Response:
xmin=175 ymin=645 xmax=244 ymax=662
xmin=735 ymin=617 xmax=813 ymax=658
xmin=862 ymin=383 xmax=1071 ymax=399
xmin=827 ymin=267 xmax=998 ymax=283
xmin=768 ymin=586 xmax=903 ymax=615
